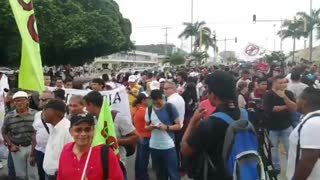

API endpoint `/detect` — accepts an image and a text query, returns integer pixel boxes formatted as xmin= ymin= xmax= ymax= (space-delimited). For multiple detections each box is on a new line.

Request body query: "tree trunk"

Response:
xmin=292 ymin=38 xmax=296 ymax=63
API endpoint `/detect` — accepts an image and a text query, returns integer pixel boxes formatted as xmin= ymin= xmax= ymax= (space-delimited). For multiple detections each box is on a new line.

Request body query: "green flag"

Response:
xmin=92 ymin=97 xmax=119 ymax=156
xmin=9 ymin=0 xmax=44 ymax=93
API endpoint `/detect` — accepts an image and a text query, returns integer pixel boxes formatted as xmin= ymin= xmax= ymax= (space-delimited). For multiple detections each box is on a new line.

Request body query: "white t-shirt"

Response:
xmin=33 ymin=111 xmax=51 ymax=153
xmin=167 ymin=93 xmax=185 ymax=125
xmin=287 ymin=110 xmax=320 ymax=180
xmin=287 ymin=82 xmax=308 ymax=98
xmin=114 ymin=112 xmax=135 ymax=165
xmin=43 ymin=118 xmax=73 ymax=175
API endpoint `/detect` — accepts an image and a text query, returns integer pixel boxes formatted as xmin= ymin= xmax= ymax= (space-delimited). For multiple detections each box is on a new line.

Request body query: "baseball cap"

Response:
xmin=150 ymin=80 xmax=160 ymax=90
xmin=128 ymin=75 xmax=137 ymax=82
xmin=13 ymin=91 xmax=28 ymax=99
xmin=159 ymin=78 xmax=166 ymax=83
xmin=70 ymin=114 xmax=95 ymax=127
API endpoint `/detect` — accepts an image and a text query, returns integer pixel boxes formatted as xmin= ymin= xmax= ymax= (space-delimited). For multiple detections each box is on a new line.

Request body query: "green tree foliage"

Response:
xmin=168 ymin=53 xmax=185 ymax=65
xmin=278 ymin=19 xmax=308 ymax=62
xmin=188 ymin=51 xmax=209 ymax=65
xmin=0 ymin=0 xmax=133 ymax=66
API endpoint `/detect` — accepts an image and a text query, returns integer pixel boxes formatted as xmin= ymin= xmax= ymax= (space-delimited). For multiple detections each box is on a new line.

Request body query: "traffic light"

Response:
xmin=253 ymin=14 xmax=256 ymax=23
xmin=235 ymin=37 xmax=237 ymax=43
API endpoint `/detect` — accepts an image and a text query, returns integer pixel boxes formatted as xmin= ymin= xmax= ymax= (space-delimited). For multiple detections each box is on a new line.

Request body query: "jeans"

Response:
xmin=35 ymin=150 xmax=45 ymax=180
xmin=269 ymin=126 xmax=292 ymax=171
xmin=11 ymin=145 xmax=39 ymax=180
xmin=7 ymin=151 xmax=16 ymax=178
xmin=292 ymin=112 xmax=302 ymax=128
xmin=150 ymin=147 xmax=180 ymax=180
xmin=135 ymin=138 xmax=150 ymax=180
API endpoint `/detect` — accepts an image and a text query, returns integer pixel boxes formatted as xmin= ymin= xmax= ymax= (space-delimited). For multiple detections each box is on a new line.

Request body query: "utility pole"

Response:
xmin=161 ymin=26 xmax=171 ymax=55
xmin=217 ymin=36 xmax=237 ymax=64
xmin=190 ymin=0 xmax=194 ymax=53
xmin=309 ymin=0 xmax=313 ymax=62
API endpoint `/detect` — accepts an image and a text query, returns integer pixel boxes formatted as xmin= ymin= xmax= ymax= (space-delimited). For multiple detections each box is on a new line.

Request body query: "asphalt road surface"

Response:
xmin=0 ymin=152 xmax=287 ymax=180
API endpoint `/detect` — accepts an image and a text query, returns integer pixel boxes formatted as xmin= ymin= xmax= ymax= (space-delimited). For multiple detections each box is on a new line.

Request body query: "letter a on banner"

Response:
xmin=9 ymin=0 xmax=44 ymax=93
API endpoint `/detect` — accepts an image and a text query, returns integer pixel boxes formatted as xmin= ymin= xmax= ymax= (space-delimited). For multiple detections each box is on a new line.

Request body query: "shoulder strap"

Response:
xmin=148 ymin=106 xmax=152 ymax=122
xmin=101 ymin=145 xmax=109 ymax=180
xmin=40 ymin=112 xmax=50 ymax=134
xmin=295 ymin=113 xmax=320 ymax=166
xmin=165 ymin=103 xmax=175 ymax=124
xmin=212 ymin=112 xmax=233 ymax=125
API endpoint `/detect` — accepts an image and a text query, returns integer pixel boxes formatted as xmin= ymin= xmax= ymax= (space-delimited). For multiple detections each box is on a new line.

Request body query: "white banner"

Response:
xmin=47 ymin=85 xmax=131 ymax=120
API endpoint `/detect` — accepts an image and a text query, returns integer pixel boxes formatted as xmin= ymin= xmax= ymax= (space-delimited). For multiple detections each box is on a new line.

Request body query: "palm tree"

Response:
xmin=193 ymin=26 xmax=212 ymax=51
xmin=296 ymin=9 xmax=320 ymax=61
xmin=188 ymin=51 xmax=209 ymax=65
xmin=178 ymin=21 xmax=206 ymax=52
xmin=211 ymin=31 xmax=219 ymax=61
xmin=278 ymin=19 xmax=308 ymax=62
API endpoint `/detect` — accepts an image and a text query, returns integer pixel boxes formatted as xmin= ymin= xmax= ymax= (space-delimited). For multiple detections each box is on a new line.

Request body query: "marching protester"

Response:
xmin=83 ymin=91 xmax=139 ymax=180
xmin=32 ymin=90 xmax=55 ymax=180
xmin=57 ymin=114 xmax=124 ymax=180
xmin=145 ymin=89 xmax=182 ymax=180
xmin=42 ymin=100 xmax=73 ymax=180
xmin=263 ymin=75 xmax=297 ymax=174
xmin=2 ymin=91 xmax=38 ymax=180
xmin=287 ymin=87 xmax=320 ymax=180
xmin=90 ymin=78 xmax=106 ymax=91
xmin=132 ymin=93 xmax=151 ymax=180
xmin=181 ymin=71 xmax=261 ymax=180
xmin=127 ymin=75 xmax=143 ymax=109
xmin=68 ymin=95 xmax=86 ymax=118
xmin=237 ymin=81 xmax=249 ymax=109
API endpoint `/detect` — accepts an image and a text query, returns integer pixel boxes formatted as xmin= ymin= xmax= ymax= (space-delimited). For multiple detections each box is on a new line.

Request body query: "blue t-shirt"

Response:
xmin=145 ymin=104 xmax=179 ymax=149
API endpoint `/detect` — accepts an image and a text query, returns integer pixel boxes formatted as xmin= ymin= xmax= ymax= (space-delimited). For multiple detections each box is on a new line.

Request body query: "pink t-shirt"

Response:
xmin=199 ymin=99 xmax=216 ymax=119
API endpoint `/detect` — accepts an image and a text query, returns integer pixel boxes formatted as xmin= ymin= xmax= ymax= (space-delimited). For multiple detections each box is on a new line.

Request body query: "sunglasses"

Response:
xmin=73 ymin=127 xmax=93 ymax=134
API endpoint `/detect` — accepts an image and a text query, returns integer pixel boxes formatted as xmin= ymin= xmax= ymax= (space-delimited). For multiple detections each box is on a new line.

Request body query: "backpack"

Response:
xmin=147 ymin=103 xmax=175 ymax=140
xmin=111 ymin=110 xmax=136 ymax=157
xmin=212 ymin=109 xmax=265 ymax=180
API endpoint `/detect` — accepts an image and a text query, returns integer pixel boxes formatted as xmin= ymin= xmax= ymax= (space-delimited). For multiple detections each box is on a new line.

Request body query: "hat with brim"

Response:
xmin=70 ymin=114 xmax=95 ymax=127
xmin=13 ymin=91 xmax=28 ymax=99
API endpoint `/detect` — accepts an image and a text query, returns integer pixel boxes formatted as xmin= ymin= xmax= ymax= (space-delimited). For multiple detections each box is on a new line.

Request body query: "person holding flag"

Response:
xmin=57 ymin=114 xmax=123 ymax=180
xmin=83 ymin=91 xmax=136 ymax=179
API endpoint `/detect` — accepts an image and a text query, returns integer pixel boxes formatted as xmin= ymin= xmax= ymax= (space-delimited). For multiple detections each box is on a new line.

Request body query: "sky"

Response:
xmin=115 ymin=0 xmax=320 ymax=58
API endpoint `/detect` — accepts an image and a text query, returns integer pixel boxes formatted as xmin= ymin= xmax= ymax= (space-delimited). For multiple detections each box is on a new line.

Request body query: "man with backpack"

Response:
xmin=83 ymin=91 xmax=139 ymax=180
xmin=287 ymin=87 xmax=320 ymax=180
xmin=181 ymin=71 xmax=264 ymax=180
xmin=145 ymin=89 xmax=182 ymax=180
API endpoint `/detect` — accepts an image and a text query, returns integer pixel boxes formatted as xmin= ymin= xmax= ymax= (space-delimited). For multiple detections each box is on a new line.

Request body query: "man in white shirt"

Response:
xmin=287 ymin=71 xmax=308 ymax=98
xmin=32 ymin=90 xmax=55 ymax=180
xmin=163 ymin=81 xmax=185 ymax=126
xmin=42 ymin=100 xmax=73 ymax=180
xmin=287 ymin=87 xmax=320 ymax=180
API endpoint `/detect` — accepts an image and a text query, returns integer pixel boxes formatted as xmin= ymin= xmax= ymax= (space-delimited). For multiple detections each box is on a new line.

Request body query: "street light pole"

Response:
xmin=309 ymin=0 xmax=313 ymax=61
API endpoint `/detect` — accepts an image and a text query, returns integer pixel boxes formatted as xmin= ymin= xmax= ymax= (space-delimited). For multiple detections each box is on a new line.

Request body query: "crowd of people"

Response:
xmin=0 ymin=61 xmax=320 ymax=180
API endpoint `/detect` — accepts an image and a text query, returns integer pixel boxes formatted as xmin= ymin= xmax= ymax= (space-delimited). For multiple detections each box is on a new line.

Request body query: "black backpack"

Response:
xmin=148 ymin=103 xmax=176 ymax=140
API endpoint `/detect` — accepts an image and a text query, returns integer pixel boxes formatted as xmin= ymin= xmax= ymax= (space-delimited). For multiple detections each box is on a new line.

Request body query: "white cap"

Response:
xmin=128 ymin=75 xmax=137 ymax=82
xmin=13 ymin=91 xmax=28 ymax=99
xmin=159 ymin=78 xmax=166 ymax=83
xmin=150 ymin=81 xmax=160 ymax=90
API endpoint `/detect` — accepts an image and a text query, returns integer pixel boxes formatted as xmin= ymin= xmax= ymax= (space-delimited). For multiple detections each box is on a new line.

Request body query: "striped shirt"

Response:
xmin=2 ymin=109 xmax=37 ymax=146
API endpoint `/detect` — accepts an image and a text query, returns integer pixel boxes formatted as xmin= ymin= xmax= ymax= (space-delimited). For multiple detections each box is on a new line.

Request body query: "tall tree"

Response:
xmin=296 ymin=9 xmax=320 ymax=61
xmin=178 ymin=21 xmax=206 ymax=52
xmin=0 ymin=0 xmax=133 ymax=66
xmin=188 ymin=51 xmax=209 ymax=65
xmin=278 ymin=19 xmax=308 ymax=62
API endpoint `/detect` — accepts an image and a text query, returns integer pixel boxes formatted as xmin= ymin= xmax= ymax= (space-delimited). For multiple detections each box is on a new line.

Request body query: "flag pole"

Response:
xmin=80 ymin=147 xmax=93 ymax=180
